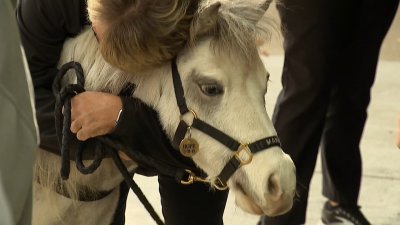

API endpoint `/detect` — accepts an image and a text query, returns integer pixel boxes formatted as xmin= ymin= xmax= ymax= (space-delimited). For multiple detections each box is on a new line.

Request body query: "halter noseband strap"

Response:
xmin=171 ymin=60 xmax=281 ymax=188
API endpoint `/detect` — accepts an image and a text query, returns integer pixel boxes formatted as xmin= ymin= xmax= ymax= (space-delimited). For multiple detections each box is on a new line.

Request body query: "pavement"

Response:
xmin=124 ymin=6 xmax=400 ymax=225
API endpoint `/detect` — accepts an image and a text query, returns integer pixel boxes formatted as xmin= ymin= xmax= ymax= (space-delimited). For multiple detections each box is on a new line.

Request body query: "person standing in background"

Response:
xmin=259 ymin=0 xmax=399 ymax=225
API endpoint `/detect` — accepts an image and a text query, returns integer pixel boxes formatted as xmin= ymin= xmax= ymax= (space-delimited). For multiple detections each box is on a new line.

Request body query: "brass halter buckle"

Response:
xmin=235 ymin=144 xmax=253 ymax=166
xmin=180 ymin=169 xmax=208 ymax=185
xmin=180 ymin=169 xmax=196 ymax=185
xmin=180 ymin=169 xmax=229 ymax=191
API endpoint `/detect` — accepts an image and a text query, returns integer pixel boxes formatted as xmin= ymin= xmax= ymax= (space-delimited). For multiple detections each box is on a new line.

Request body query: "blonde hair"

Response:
xmin=87 ymin=0 xmax=198 ymax=72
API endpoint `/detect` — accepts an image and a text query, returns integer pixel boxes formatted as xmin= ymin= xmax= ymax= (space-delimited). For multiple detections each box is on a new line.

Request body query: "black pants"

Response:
xmin=259 ymin=0 xmax=399 ymax=224
xmin=111 ymin=175 xmax=229 ymax=225
xmin=158 ymin=175 xmax=228 ymax=225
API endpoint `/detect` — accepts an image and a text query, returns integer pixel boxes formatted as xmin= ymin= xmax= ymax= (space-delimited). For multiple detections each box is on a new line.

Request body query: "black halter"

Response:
xmin=171 ymin=59 xmax=282 ymax=188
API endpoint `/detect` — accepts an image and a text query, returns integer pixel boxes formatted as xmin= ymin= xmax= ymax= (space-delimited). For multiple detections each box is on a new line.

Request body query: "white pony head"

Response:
xmin=151 ymin=0 xmax=296 ymax=216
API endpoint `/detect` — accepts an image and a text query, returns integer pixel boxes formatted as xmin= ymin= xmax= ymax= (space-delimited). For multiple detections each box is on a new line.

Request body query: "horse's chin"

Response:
xmin=234 ymin=191 xmax=264 ymax=215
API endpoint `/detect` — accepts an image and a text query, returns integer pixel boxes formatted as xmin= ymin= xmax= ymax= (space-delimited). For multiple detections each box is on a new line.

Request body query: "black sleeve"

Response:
xmin=16 ymin=0 xmax=88 ymax=153
xmin=113 ymin=97 xmax=197 ymax=173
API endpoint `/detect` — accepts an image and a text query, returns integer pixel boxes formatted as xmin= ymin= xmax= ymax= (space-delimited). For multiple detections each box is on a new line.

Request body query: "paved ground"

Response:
xmin=125 ymin=6 xmax=400 ymax=225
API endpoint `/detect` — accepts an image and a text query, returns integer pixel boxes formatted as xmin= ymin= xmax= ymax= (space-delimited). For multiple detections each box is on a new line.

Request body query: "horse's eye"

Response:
xmin=200 ymin=84 xmax=224 ymax=96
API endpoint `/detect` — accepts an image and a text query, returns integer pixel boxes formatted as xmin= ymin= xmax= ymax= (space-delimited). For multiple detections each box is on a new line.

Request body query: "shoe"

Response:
xmin=320 ymin=201 xmax=371 ymax=225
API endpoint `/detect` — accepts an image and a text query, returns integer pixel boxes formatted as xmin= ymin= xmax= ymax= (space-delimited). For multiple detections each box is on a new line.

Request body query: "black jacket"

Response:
xmin=16 ymin=0 xmax=197 ymax=174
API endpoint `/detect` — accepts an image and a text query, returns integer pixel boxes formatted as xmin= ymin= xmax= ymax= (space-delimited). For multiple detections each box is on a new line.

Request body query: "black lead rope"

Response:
xmin=53 ymin=61 xmax=172 ymax=225
xmin=53 ymin=62 xmax=86 ymax=179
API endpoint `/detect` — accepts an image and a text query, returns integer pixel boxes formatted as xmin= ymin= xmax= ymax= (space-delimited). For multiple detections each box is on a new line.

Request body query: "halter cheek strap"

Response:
xmin=171 ymin=60 xmax=281 ymax=188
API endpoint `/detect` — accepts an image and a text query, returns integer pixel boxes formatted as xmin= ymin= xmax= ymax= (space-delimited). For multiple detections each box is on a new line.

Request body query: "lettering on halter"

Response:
xmin=266 ymin=136 xmax=280 ymax=145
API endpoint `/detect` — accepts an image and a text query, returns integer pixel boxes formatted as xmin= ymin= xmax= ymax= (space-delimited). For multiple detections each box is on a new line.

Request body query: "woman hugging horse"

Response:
xmin=17 ymin=0 xmax=215 ymax=224
xmin=18 ymin=0 xmax=296 ymax=224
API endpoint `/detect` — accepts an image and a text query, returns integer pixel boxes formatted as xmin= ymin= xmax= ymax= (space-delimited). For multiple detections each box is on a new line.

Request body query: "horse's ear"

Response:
xmin=191 ymin=2 xmax=221 ymax=37
xmin=255 ymin=0 xmax=273 ymax=21
xmin=259 ymin=0 xmax=273 ymax=11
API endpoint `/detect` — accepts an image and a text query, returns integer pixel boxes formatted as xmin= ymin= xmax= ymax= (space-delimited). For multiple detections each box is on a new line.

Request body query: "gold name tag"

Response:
xmin=179 ymin=138 xmax=199 ymax=157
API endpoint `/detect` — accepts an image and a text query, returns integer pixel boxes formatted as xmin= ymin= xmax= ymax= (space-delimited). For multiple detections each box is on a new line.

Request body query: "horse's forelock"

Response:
xmin=190 ymin=0 xmax=276 ymax=63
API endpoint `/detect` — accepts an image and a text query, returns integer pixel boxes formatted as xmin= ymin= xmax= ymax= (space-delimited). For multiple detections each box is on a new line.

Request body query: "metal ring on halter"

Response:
xmin=213 ymin=177 xmax=229 ymax=191
xmin=188 ymin=108 xmax=198 ymax=119
xmin=180 ymin=108 xmax=198 ymax=121
xmin=180 ymin=169 xmax=216 ymax=186
xmin=235 ymin=144 xmax=253 ymax=166
xmin=180 ymin=169 xmax=195 ymax=185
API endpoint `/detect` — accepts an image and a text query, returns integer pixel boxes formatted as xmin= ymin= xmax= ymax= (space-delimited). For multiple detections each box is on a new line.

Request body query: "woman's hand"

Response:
xmin=70 ymin=91 xmax=122 ymax=141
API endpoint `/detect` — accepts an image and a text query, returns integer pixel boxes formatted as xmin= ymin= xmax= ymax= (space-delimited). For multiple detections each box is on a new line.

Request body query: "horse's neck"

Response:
xmin=131 ymin=66 xmax=170 ymax=109
xmin=132 ymin=66 xmax=180 ymax=141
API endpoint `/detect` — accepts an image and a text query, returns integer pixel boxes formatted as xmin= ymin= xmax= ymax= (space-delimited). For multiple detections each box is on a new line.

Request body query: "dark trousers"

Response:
xmin=111 ymin=175 xmax=229 ymax=225
xmin=260 ymin=0 xmax=399 ymax=224
xmin=158 ymin=175 xmax=228 ymax=225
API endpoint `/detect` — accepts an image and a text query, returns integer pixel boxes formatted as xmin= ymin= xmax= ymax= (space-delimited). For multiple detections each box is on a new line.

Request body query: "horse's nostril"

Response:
xmin=267 ymin=174 xmax=282 ymax=200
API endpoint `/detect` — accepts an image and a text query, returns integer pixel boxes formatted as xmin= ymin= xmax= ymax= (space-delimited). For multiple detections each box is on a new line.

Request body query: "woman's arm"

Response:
xmin=16 ymin=0 xmax=87 ymax=153
xmin=16 ymin=0 xmax=195 ymax=170
xmin=112 ymin=97 xmax=197 ymax=171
